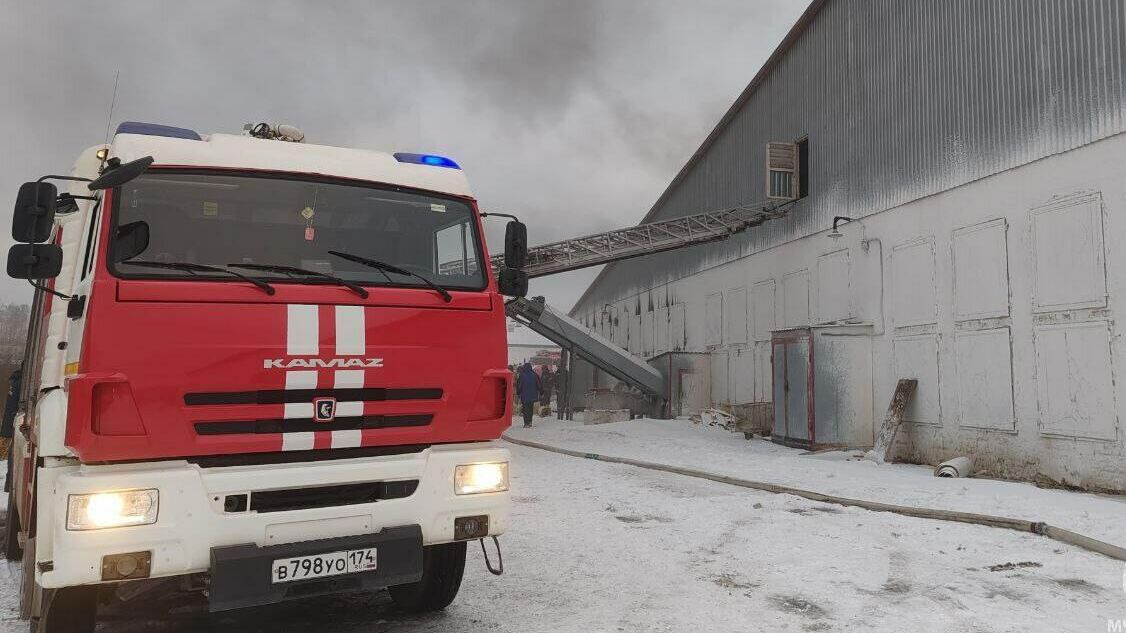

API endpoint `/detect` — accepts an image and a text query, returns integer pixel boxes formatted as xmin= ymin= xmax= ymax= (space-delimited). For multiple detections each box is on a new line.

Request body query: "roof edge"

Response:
xmin=570 ymin=0 xmax=827 ymax=315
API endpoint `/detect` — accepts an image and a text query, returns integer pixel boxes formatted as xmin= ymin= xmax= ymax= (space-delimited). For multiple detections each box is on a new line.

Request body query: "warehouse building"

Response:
xmin=568 ymin=0 xmax=1126 ymax=490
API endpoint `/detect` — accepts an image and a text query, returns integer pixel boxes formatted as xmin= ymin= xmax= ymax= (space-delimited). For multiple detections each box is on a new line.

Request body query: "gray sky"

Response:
xmin=0 ymin=0 xmax=804 ymax=311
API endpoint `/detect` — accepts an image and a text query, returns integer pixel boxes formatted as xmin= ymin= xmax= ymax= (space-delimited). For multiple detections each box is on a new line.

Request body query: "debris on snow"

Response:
xmin=690 ymin=408 xmax=737 ymax=430
xmin=987 ymin=561 xmax=1042 ymax=572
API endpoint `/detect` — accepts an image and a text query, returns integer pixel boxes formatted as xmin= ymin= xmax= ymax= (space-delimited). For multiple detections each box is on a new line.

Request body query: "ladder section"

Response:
xmin=506 ymin=297 xmax=666 ymax=400
xmin=491 ymin=199 xmax=790 ymax=279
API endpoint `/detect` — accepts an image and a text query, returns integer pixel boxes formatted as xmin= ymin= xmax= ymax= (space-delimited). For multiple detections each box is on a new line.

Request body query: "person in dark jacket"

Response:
xmin=514 ymin=362 xmax=542 ymax=428
xmin=539 ymin=365 xmax=555 ymax=407
xmin=2 ymin=367 xmax=21 ymax=493
xmin=1 ymin=368 xmax=21 ymax=442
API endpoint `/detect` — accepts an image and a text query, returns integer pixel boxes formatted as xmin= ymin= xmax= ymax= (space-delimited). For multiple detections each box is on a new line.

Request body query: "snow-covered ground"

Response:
xmin=508 ymin=416 xmax=1126 ymax=550
xmin=0 ymin=437 xmax=1122 ymax=631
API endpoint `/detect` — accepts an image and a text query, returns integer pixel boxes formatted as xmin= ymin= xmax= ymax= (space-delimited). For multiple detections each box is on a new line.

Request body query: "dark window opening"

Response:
xmin=797 ymin=137 xmax=810 ymax=199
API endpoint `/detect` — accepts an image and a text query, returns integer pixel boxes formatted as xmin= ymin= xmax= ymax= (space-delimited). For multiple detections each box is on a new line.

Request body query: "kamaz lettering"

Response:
xmin=263 ymin=357 xmax=384 ymax=369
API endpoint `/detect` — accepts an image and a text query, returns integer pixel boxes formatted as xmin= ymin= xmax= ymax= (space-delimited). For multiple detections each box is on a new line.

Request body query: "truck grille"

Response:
xmin=194 ymin=414 xmax=432 ymax=436
xmin=184 ymin=387 xmax=442 ymax=406
xmin=227 ymin=480 xmax=420 ymax=514
xmin=188 ymin=444 xmax=429 ymax=468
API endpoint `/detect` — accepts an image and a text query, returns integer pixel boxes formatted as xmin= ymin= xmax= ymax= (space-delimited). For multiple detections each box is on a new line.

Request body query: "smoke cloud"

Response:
xmin=0 ymin=0 xmax=803 ymax=309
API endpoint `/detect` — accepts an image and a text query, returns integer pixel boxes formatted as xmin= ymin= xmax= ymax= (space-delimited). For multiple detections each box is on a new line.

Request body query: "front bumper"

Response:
xmin=209 ymin=525 xmax=423 ymax=611
xmin=35 ymin=442 xmax=509 ymax=588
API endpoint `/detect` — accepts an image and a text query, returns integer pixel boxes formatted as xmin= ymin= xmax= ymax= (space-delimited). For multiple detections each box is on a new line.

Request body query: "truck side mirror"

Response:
xmin=7 ymin=244 xmax=63 ymax=279
xmin=88 ymin=156 xmax=154 ymax=191
xmin=497 ymin=267 xmax=528 ymax=298
xmin=504 ymin=220 xmax=527 ymax=269
xmin=112 ymin=221 xmax=150 ymax=262
xmin=12 ymin=182 xmax=58 ymax=243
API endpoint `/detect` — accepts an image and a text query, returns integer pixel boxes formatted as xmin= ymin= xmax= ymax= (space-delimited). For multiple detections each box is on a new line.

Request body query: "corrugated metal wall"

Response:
xmin=574 ymin=0 xmax=1126 ymax=316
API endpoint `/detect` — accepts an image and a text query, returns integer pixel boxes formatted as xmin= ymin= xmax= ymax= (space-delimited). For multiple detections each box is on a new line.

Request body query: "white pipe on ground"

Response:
xmin=934 ymin=456 xmax=975 ymax=478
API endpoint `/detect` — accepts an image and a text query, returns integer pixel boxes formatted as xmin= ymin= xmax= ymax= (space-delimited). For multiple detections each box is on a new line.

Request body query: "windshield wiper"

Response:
xmin=122 ymin=260 xmax=276 ymax=295
xmin=226 ymin=263 xmax=369 ymax=299
xmin=328 ymin=250 xmax=452 ymax=303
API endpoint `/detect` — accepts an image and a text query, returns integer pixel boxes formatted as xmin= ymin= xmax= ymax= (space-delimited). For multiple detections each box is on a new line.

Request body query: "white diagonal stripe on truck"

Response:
xmin=282 ymin=432 xmax=315 ymax=452
xmin=330 ymin=429 xmax=362 ymax=449
xmin=278 ymin=305 xmax=372 ymax=451
xmin=285 ymin=370 xmax=318 ymax=390
xmin=334 ymin=370 xmax=364 ymax=389
xmin=284 ymin=402 xmax=314 ymax=419
xmin=334 ymin=401 xmax=363 ymax=418
xmin=286 ymin=304 xmax=319 ymax=356
xmin=335 ymin=306 xmax=365 ymax=356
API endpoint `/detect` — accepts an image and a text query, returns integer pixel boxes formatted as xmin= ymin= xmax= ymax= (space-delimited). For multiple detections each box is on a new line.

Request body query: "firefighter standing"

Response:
xmin=515 ymin=362 xmax=542 ymax=428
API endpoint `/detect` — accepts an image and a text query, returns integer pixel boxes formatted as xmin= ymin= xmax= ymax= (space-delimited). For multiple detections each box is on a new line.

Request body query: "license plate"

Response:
xmin=271 ymin=547 xmax=378 ymax=584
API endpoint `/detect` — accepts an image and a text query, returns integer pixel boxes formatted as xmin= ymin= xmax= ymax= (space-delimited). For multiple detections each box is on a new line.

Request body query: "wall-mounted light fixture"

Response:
xmin=828 ymin=216 xmax=857 ymax=240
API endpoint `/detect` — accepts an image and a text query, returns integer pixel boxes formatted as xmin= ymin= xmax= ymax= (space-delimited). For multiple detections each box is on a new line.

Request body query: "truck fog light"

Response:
xmin=454 ymin=462 xmax=509 ymax=495
xmin=454 ymin=515 xmax=490 ymax=540
xmin=67 ymin=489 xmax=159 ymax=531
xmin=101 ymin=551 xmax=152 ymax=581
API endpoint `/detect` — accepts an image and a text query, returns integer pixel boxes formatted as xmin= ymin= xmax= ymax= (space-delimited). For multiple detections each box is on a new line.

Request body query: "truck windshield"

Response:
xmin=110 ymin=171 xmax=486 ymax=291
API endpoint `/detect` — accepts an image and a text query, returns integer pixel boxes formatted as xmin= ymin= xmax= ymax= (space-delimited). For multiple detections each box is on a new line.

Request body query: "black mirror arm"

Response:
xmin=479 ymin=212 xmax=521 ymax=222
xmin=27 ymin=278 xmax=72 ymax=301
xmin=36 ymin=175 xmax=93 ymax=185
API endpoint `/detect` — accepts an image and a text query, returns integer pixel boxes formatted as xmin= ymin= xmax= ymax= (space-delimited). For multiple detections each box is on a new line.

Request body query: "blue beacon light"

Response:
xmin=393 ymin=152 xmax=461 ymax=169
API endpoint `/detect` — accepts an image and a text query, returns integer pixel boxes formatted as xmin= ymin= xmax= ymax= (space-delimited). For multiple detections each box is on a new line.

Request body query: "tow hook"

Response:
xmin=479 ymin=536 xmax=503 ymax=575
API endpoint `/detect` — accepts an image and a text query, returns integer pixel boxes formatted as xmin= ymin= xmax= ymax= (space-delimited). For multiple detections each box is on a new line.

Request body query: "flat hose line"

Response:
xmin=502 ymin=434 xmax=1126 ymax=563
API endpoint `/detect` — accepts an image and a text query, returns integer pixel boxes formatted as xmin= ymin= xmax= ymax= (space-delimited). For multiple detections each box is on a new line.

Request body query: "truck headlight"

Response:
xmin=454 ymin=462 xmax=509 ymax=495
xmin=66 ymin=489 xmax=159 ymax=531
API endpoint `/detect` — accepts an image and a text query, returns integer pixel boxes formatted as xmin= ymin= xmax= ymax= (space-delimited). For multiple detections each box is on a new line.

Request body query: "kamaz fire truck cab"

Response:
xmin=5 ymin=122 xmax=527 ymax=632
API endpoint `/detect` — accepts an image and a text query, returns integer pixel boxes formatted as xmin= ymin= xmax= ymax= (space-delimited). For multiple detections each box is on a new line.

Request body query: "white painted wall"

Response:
xmin=577 ymin=131 xmax=1126 ymax=491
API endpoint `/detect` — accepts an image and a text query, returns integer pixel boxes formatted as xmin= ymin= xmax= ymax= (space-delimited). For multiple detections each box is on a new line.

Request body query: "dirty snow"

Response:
xmin=0 ymin=436 xmax=1120 ymax=631
xmin=508 ymin=417 xmax=1126 ymax=550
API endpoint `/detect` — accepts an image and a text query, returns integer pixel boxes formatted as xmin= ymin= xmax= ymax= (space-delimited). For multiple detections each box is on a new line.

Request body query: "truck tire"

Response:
xmin=388 ymin=541 xmax=467 ymax=613
xmin=29 ymin=587 xmax=97 ymax=633
xmin=5 ymin=493 xmax=22 ymax=561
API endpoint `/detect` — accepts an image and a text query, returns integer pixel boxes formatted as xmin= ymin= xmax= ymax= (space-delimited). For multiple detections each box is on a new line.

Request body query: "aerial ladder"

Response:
xmin=497 ymin=198 xmax=793 ymax=407
xmin=490 ymin=199 xmax=790 ymax=279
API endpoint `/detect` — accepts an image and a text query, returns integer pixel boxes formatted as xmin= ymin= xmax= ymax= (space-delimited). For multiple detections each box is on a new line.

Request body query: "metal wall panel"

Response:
xmin=574 ymin=0 xmax=1126 ymax=317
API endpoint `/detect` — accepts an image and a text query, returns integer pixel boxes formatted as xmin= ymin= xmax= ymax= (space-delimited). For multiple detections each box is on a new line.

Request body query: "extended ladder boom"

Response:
xmin=496 ymin=199 xmax=792 ymax=403
xmin=506 ymin=297 xmax=667 ymax=398
xmin=490 ymin=199 xmax=790 ymax=279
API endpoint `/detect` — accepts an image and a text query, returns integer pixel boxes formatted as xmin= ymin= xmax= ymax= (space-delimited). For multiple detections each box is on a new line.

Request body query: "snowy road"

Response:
xmin=0 ymin=442 xmax=1121 ymax=632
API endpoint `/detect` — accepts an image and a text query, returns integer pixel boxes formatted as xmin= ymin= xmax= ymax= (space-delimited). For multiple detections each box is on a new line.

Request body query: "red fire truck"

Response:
xmin=4 ymin=122 xmax=528 ymax=632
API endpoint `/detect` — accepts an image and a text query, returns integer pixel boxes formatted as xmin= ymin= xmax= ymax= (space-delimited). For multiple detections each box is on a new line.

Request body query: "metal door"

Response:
xmin=678 ymin=370 xmax=707 ymax=417
xmin=771 ymin=329 xmax=814 ymax=447
xmin=772 ymin=341 xmax=787 ymax=437
xmin=785 ymin=339 xmax=811 ymax=443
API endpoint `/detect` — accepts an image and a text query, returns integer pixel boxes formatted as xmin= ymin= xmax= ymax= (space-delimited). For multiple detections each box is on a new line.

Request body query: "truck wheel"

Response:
xmin=388 ymin=541 xmax=466 ymax=613
xmin=29 ymin=587 xmax=97 ymax=633
xmin=5 ymin=493 xmax=22 ymax=561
